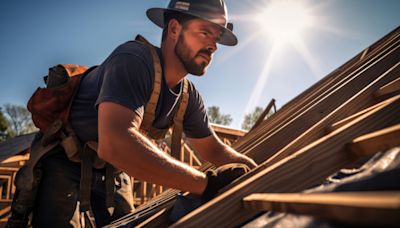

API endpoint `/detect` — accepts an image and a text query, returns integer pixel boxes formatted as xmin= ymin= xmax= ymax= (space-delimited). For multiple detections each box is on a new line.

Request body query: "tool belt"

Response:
xmin=19 ymin=119 xmax=116 ymax=215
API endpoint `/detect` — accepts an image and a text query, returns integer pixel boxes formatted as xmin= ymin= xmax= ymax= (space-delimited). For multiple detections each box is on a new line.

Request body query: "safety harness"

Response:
xmin=14 ymin=35 xmax=189 ymax=224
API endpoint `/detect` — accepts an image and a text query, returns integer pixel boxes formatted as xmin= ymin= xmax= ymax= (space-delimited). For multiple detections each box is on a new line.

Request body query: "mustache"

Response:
xmin=196 ymin=49 xmax=212 ymax=58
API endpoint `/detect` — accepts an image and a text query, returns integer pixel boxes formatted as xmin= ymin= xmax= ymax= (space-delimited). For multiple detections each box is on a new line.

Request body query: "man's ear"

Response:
xmin=167 ymin=19 xmax=182 ymax=41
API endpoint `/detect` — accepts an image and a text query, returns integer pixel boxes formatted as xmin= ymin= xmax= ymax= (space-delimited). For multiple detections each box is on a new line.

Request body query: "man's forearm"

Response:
xmin=98 ymin=124 xmax=207 ymax=195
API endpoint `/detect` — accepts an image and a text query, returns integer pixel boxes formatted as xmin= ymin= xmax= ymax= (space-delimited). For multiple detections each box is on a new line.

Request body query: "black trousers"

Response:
xmin=31 ymin=150 xmax=134 ymax=227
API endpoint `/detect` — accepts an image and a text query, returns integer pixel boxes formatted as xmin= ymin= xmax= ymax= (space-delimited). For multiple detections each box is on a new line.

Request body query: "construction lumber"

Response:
xmin=0 ymin=205 xmax=10 ymax=219
xmin=233 ymin=28 xmax=400 ymax=152
xmin=171 ymin=96 xmax=400 ymax=227
xmin=0 ymin=175 xmax=11 ymax=199
xmin=249 ymin=98 xmax=276 ymax=131
xmin=236 ymin=34 xmax=400 ymax=165
xmin=130 ymin=29 xmax=400 ymax=227
xmin=210 ymin=123 xmax=247 ymax=138
xmin=257 ymin=62 xmax=400 ymax=167
xmin=0 ymin=199 xmax=11 ymax=210
xmin=374 ymin=76 xmax=400 ymax=97
xmin=328 ymin=100 xmax=388 ymax=132
xmin=349 ymin=124 xmax=400 ymax=157
xmin=242 ymin=192 xmax=400 ymax=227
xmin=0 ymin=154 xmax=29 ymax=165
xmin=109 ymin=27 xmax=400 ymax=227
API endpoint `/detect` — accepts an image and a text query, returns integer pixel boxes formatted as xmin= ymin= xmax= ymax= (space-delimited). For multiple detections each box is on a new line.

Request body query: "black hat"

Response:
xmin=146 ymin=0 xmax=238 ymax=46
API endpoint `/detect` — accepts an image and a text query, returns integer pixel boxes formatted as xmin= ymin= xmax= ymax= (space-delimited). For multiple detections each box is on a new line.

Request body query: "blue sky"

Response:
xmin=1 ymin=0 xmax=399 ymax=129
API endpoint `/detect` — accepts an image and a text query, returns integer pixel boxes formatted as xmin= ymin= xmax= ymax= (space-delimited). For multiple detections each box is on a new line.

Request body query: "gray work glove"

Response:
xmin=202 ymin=163 xmax=250 ymax=200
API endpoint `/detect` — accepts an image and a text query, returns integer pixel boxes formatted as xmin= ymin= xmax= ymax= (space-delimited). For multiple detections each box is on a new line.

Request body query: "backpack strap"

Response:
xmin=171 ymin=79 xmax=189 ymax=159
xmin=135 ymin=35 xmax=162 ymax=134
xmin=134 ymin=35 xmax=190 ymax=160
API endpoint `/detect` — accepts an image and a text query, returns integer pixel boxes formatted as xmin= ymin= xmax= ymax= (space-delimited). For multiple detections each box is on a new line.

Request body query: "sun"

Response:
xmin=256 ymin=0 xmax=314 ymax=44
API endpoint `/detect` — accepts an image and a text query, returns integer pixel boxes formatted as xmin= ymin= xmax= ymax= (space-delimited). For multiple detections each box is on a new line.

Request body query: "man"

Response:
xmin=9 ymin=0 xmax=257 ymax=227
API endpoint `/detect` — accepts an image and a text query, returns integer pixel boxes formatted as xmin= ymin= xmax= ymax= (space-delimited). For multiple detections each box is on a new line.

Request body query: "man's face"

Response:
xmin=175 ymin=18 xmax=221 ymax=76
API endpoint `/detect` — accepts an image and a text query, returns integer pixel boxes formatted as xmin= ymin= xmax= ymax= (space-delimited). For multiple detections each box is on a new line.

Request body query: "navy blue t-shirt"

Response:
xmin=69 ymin=41 xmax=212 ymax=143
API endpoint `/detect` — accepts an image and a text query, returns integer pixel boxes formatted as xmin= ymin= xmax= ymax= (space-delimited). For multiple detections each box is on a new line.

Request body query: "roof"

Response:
xmin=0 ymin=133 xmax=35 ymax=162
xmin=108 ymin=25 xmax=400 ymax=227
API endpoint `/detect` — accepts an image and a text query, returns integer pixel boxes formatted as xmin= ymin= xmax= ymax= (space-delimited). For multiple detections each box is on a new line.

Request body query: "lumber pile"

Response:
xmin=108 ymin=26 xmax=400 ymax=227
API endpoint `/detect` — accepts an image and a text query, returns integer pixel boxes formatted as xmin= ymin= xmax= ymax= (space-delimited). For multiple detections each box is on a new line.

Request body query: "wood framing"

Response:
xmin=349 ymin=124 xmax=400 ymax=157
xmin=243 ymin=192 xmax=400 ymax=226
xmin=237 ymin=35 xmax=400 ymax=164
xmin=250 ymin=98 xmax=276 ymax=131
xmin=374 ymin=76 xmax=400 ymax=97
xmin=106 ymin=27 xmax=400 ymax=228
xmin=233 ymin=30 xmax=400 ymax=153
xmin=171 ymin=96 xmax=400 ymax=227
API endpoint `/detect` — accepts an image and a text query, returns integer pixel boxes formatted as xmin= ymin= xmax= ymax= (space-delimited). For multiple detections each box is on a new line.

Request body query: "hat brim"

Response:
xmin=146 ymin=8 xmax=238 ymax=46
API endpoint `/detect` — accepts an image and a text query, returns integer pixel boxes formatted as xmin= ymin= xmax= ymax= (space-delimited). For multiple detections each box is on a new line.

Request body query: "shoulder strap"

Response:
xmin=171 ymin=78 xmax=189 ymax=159
xmin=135 ymin=35 xmax=162 ymax=133
xmin=135 ymin=35 xmax=190 ymax=160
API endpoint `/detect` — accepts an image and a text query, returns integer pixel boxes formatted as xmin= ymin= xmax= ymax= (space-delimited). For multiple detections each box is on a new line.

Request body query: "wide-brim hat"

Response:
xmin=146 ymin=0 xmax=238 ymax=46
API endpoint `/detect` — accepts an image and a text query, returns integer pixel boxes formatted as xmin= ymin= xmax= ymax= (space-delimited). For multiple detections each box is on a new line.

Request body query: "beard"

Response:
xmin=175 ymin=32 xmax=212 ymax=76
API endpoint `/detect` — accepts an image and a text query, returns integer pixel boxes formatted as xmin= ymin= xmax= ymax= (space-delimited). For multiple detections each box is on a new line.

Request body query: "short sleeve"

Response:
xmin=183 ymin=83 xmax=213 ymax=138
xmin=95 ymin=53 xmax=153 ymax=118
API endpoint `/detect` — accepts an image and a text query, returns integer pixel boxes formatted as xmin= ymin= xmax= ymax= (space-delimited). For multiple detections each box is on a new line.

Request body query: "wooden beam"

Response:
xmin=0 ymin=205 xmax=10 ymax=218
xmin=238 ymin=31 xmax=400 ymax=150
xmin=108 ymin=28 xmax=400 ymax=227
xmin=374 ymin=76 xmax=400 ymax=97
xmin=328 ymin=99 xmax=388 ymax=132
xmin=210 ymin=123 xmax=247 ymax=137
xmin=349 ymin=124 xmax=400 ymax=157
xmin=0 ymin=199 xmax=12 ymax=209
xmin=257 ymin=64 xmax=400 ymax=171
xmin=0 ymin=154 xmax=29 ymax=164
xmin=250 ymin=99 xmax=276 ymax=132
xmin=243 ymin=192 xmax=400 ymax=227
xmin=233 ymin=32 xmax=400 ymax=153
xmin=171 ymin=95 xmax=400 ymax=227
xmin=136 ymin=208 xmax=168 ymax=228
xmin=240 ymin=41 xmax=400 ymax=165
xmin=0 ymin=175 xmax=12 ymax=199
xmin=132 ymin=60 xmax=400 ymax=228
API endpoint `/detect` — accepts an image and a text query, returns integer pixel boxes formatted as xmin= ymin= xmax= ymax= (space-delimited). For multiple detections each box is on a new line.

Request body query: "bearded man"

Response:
xmin=8 ymin=0 xmax=256 ymax=227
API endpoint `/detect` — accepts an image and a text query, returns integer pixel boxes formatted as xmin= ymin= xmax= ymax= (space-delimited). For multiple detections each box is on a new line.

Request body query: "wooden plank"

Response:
xmin=237 ymin=97 xmax=400 ymax=193
xmin=112 ymin=28 xmax=400 ymax=227
xmin=374 ymin=76 xmax=400 ymax=97
xmin=0 ymin=175 xmax=11 ymax=200
xmin=328 ymin=100 xmax=388 ymax=132
xmin=210 ymin=123 xmax=247 ymax=137
xmin=136 ymin=208 xmax=170 ymax=228
xmin=360 ymin=47 xmax=369 ymax=60
xmin=349 ymin=124 xmax=400 ymax=157
xmin=236 ymin=37 xmax=400 ymax=161
xmin=0 ymin=206 xmax=11 ymax=219
xmin=134 ymin=63 xmax=399 ymax=228
xmin=257 ymin=63 xmax=400 ymax=168
xmin=171 ymin=95 xmax=400 ymax=227
xmin=233 ymin=31 xmax=400 ymax=152
xmin=0 ymin=199 xmax=11 ymax=210
xmin=0 ymin=154 xmax=29 ymax=164
xmin=249 ymin=99 xmax=276 ymax=132
xmin=244 ymin=41 xmax=400 ymax=165
xmin=243 ymin=192 xmax=400 ymax=227
xmin=0 ymin=167 xmax=19 ymax=172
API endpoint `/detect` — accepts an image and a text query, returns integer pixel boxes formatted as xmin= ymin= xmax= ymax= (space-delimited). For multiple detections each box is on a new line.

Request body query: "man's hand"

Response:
xmin=189 ymin=134 xmax=257 ymax=169
xmin=201 ymin=163 xmax=250 ymax=200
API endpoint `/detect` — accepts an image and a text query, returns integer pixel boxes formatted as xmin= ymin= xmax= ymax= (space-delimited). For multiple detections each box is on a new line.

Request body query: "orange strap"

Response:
xmin=135 ymin=35 xmax=189 ymax=159
xmin=136 ymin=35 xmax=163 ymax=134
xmin=171 ymin=79 xmax=189 ymax=159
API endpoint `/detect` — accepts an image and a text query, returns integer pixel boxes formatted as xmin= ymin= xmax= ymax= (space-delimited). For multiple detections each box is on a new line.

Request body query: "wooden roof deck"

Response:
xmin=108 ymin=26 xmax=400 ymax=227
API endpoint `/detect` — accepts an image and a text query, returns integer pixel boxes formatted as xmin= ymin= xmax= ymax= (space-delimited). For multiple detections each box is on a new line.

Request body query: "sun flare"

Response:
xmin=256 ymin=1 xmax=314 ymax=43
